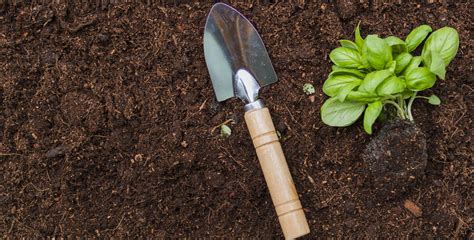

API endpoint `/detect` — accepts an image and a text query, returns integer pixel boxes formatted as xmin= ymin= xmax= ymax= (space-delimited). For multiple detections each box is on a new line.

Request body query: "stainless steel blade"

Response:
xmin=203 ymin=3 xmax=278 ymax=102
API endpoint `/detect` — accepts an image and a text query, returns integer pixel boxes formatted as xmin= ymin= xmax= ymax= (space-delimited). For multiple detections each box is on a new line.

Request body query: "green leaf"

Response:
xmin=385 ymin=36 xmax=408 ymax=53
xmin=363 ymin=35 xmax=393 ymax=70
xmin=360 ymin=51 xmax=371 ymax=70
xmin=330 ymin=47 xmax=363 ymax=68
xmin=303 ymin=83 xmax=316 ymax=95
xmin=336 ymin=81 xmax=361 ymax=102
xmin=402 ymin=90 xmax=414 ymax=99
xmin=340 ymin=40 xmax=359 ymax=51
xmin=402 ymin=56 xmax=422 ymax=76
xmin=220 ymin=124 xmax=231 ymax=138
xmin=405 ymin=25 xmax=432 ymax=52
xmin=394 ymin=52 xmax=413 ymax=74
xmin=363 ymin=101 xmax=383 ymax=134
xmin=406 ymin=67 xmax=437 ymax=91
xmin=346 ymin=91 xmax=380 ymax=103
xmin=359 ymin=69 xmax=393 ymax=93
xmin=323 ymin=75 xmax=362 ymax=97
xmin=329 ymin=68 xmax=366 ymax=79
xmin=355 ymin=22 xmax=364 ymax=50
xmin=427 ymin=94 xmax=441 ymax=105
xmin=332 ymin=65 xmax=343 ymax=71
xmin=424 ymin=50 xmax=446 ymax=79
xmin=387 ymin=60 xmax=397 ymax=73
xmin=421 ymin=26 xmax=459 ymax=66
xmin=321 ymin=98 xmax=366 ymax=127
xmin=377 ymin=75 xmax=406 ymax=96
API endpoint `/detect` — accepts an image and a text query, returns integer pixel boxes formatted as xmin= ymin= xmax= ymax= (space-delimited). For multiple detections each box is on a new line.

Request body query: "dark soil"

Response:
xmin=362 ymin=119 xmax=427 ymax=202
xmin=1 ymin=1 xmax=472 ymax=238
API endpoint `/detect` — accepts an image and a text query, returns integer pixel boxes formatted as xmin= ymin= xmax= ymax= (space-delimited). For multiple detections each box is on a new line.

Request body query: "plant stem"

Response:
xmin=415 ymin=96 xmax=430 ymax=100
xmin=385 ymin=100 xmax=406 ymax=119
xmin=407 ymin=92 xmax=417 ymax=122
xmin=398 ymin=95 xmax=407 ymax=117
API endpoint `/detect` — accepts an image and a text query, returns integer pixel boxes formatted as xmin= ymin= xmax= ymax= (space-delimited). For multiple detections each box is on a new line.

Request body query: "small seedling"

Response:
xmin=303 ymin=83 xmax=315 ymax=95
xmin=321 ymin=24 xmax=459 ymax=134
xmin=427 ymin=95 xmax=441 ymax=105
xmin=276 ymin=130 xmax=282 ymax=140
xmin=220 ymin=124 xmax=231 ymax=138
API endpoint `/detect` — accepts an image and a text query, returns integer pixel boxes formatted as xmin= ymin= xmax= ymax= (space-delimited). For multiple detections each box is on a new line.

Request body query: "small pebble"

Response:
xmin=45 ymin=145 xmax=68 ymax=158
xmin=97 ymin=33 xmax=109 ymax=43
xmin=403 ymin=199 xmax=422 ymax=217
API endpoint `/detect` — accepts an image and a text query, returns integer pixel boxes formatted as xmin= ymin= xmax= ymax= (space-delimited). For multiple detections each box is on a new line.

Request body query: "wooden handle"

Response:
xmin=245 ymin=107 xmax=310 ymax=239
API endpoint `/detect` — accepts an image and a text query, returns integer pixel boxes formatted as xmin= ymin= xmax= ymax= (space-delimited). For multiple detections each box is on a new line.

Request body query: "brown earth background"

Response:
xmin=0 ymin=0 xmax=473 ymax=238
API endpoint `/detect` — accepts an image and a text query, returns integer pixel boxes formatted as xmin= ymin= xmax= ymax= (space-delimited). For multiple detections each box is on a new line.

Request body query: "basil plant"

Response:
xmin=321 ymin=24 xmax=459 ymax=134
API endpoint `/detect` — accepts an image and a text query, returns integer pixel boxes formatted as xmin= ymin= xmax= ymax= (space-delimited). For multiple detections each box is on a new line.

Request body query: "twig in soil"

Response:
xmin=237 ymin=181 xmax=250 ymax=195
xmin=21 ymin=182 xmax=49 ymax=192
xmin=157 ymin=6 xmax=169 ymax=17
xmin=112 ymin=214 xmax=125 ymax=232
xmin=449 ymin=110 xmax=466 ymax=139
xmin=431 ymin=159 xmax=451 ymax=164
xmin=58 ymin=15 xmax=97 ymax=33
xmin=285 ymin=105 xmax=304 ymax=128
xmin=207 ymin=206 xmax=215 ymax=224
xmin=318 ymin=193 xmax=338 ymax=211
xmin=215 ymin=201 xmax=229 ymax=213
xmin=183 ymin=99 xmax=209 ymax=123
xmin=103 ymin=213 xmax=126 ymax=233
xmin=52 ymin=211 xmax=67 ymax=237
xmin=210 ymin=119 xmax=234 ymax=133
xmin=307 ymin=175 xmax=316 ymax=186
xmin=199 ymin=98 xmax=208 ymax=111
xmin=6 ymin=218 xmax=15 ymax=236
xmin=172 ymin=35 xmax=178 ymax=47
xmin=219 ymin=146 xmax=246 ymax=170
xmin=92 ymin=135 xmax=108 ymax=138
xmin=462 ymin=83 xmax=473 ymax=94
xmin=226 ymin=179 xmax=251 ymax=196
xmin=0 ymin=152 xmax=23 ymax=157
xmin=452 ymin=209 xmax=467 ymax=238
xmin=8 ymin=218 xmax=35 ymax=235
xmin=46 ymin=169 xmax=52 ymax=184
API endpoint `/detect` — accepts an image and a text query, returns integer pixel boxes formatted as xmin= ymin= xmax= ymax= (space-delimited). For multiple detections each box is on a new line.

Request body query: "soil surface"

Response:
xmin=1 ymin=1 xmax=472 ymax=238
xmin=362 ymin=119 xmax=428 ymax=202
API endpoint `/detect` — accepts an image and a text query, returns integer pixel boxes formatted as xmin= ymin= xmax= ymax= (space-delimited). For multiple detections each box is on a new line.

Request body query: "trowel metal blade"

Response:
xmin=203 ymin=3 xmax=278 ymax=102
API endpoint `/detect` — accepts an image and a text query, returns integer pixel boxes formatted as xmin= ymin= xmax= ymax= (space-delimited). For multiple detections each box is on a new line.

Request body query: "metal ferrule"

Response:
xmin=244 ymin=99 xmax=265 ymax=112
xmin=234 ymin=69 xmax=265 ymax=112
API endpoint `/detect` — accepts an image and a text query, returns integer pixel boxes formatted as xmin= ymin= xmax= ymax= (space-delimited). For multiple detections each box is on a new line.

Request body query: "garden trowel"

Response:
xmin=203 ymin=3 xmax=310 ymax=238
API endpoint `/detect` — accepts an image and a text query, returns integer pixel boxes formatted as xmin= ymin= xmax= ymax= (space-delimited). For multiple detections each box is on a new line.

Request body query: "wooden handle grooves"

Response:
xmin=252 ymin=132 xmax=279 ymax=148
xmin=244 ymin=107 xmax=310 ymax=239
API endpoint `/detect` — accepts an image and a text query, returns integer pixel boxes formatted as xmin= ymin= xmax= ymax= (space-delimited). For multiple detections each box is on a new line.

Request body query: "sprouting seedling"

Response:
xmin=220 ymin=124 xmax=232 ymax=138
xmin=426 ymin=95 xmax=441 ymax=105
xmin=303 ymin=83 xmax=315 ymax=95
xmin=320 ymin=24 xmax=459 ymax=134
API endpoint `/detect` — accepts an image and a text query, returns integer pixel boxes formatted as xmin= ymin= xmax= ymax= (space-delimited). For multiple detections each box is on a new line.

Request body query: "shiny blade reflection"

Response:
xmin=203 ymin=3 xmax=278 ymax=102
